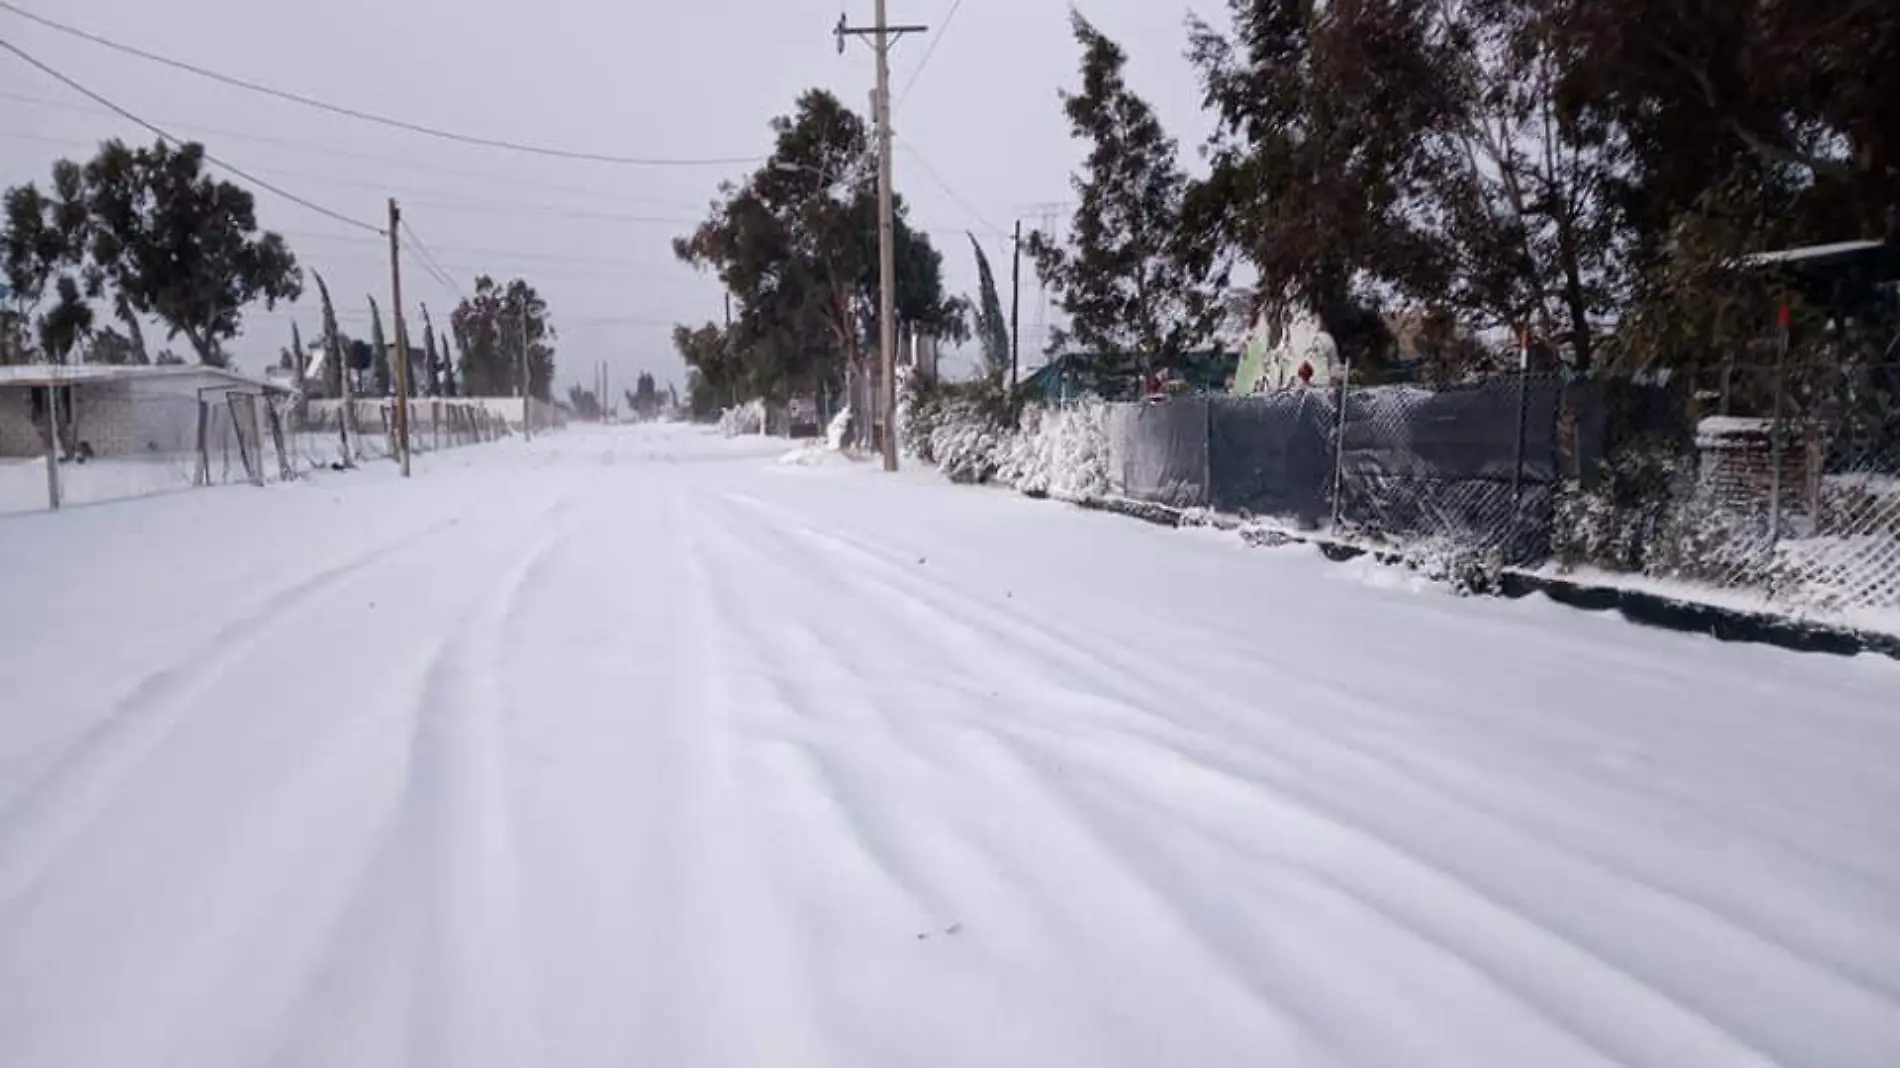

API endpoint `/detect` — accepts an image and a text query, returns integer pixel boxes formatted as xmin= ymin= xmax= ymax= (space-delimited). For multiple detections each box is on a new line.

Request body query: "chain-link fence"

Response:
xmin=1108 ymin=361 xmax=1900 ymax=629
xmin=1553 ymin=361 xmax=1900 ymax=628
xmin=292 ymin=398 xmax=513 ymax=470
xmin=1 ymin=383 xmax=276 ymax=516
xmin=2 ymin=383 xmax=518 ymax=517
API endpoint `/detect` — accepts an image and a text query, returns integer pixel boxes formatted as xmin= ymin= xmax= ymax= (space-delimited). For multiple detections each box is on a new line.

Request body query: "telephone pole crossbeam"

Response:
xmin=835 ymin=3 xmax=926 ymax=472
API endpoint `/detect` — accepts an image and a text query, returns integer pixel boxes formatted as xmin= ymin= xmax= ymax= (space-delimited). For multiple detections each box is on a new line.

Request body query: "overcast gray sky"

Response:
xmin=2 ymin=0 xmax=1223 ymax=396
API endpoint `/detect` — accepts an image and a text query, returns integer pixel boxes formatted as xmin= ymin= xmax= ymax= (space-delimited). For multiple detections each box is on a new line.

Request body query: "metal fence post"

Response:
xmin=43 ymin=378 xmax=63 ymax=510
xmin=1202 ymin=394 xmax=1214 ymax=510
xmin=1767 ymin=304 xmax=1789 ymax=555
xmin=1329 ymin=358 xmax=1351 ymax=531
xmin=194 ymin=395 xmax=211 ymax=486
xmin=1511 ymin=346 xmax=1531 ymax=513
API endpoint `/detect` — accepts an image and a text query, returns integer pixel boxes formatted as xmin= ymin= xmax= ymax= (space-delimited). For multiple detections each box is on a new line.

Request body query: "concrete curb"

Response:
xmin=1068 ymin=494 xmax=1900 ymax=661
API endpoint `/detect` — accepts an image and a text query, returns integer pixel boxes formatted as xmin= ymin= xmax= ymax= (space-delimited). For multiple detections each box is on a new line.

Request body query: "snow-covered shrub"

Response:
xmin=1553 ymin=443 xmax=1692 ymax=572
xmin=1647 ymin=485 xmax=1779 ymax=588
xmin=995 ymin=399 xmax=1111 ymax=501
xmin=718 ymin=400 xmax=766 ymax=436
xmin=1391 ymin=537 xmax=1507 ymax=596
xmin=902 ymin=374 xmax=1014 ymax=481
xmin=930 ymin=404 xmax=1007 ymax=483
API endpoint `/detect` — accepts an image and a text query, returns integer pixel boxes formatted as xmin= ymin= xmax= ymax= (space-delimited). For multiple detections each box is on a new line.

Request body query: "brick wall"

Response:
xmin=1695 ymin=416 xmax=1816 ymax=515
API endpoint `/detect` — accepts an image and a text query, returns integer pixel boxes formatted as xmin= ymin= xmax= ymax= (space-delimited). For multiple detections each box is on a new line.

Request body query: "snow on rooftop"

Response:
xmin=0 ymin=362 xmax=289 ymax=392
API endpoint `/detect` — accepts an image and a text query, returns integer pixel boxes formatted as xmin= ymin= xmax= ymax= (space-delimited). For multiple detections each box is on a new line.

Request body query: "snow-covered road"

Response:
xmin=2 ymin=424 xmax=1895 ymax=1068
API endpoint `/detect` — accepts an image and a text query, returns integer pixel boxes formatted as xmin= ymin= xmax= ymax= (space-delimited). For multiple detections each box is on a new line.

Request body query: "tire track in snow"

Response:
xmin=260 ymin=498 xmax=576 ymax=1068
xmin=0 ymin=516 xmax=465 ymax=912
xmin=689 ymin=493 xmax=1324 ymax=1063
xmin=655 ymin=489 xmax=834 ymax=1067
xmin=684 ymin=511 xmax=955 ymax=927
xmin=714 ymin=490 xmax=1897 ymax=1067
xmin=960 ymin=615 xmax=1900 ymax=1068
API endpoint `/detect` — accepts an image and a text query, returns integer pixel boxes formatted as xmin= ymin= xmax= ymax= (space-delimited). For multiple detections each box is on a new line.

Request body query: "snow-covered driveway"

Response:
xmin=2 ymin=424 xmax=1895 ymax=1068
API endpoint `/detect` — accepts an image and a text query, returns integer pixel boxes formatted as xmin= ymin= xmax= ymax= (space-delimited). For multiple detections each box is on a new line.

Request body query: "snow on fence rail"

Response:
xmin=909 ymin=364 xmax=1900 ymax=636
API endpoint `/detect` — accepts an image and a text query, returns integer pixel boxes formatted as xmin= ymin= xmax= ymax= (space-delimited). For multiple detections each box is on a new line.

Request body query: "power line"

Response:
xmin=0 ymin=0 xmax=766 ymax=168
xmin=401 ymin=233 xmax=462 ymax=298
xmin=399 ymin=218 xmax=467 ymax=299
xmin=0 ymin=90 xmax=706 ymax=211
xmin=895 ymin=139 xmax=1009 ymax=240
xmin=0 ymin=35 xmax=383 ymax=234
xmin=895 ymin=0 xmax=966 ymax=108
xmin=0 ymin=124 xmax=713 ymax=229
xmin=247 ymin=306 xmax=684 ymax=328
xmin=281 ymin=229 xmax=703 ymax=277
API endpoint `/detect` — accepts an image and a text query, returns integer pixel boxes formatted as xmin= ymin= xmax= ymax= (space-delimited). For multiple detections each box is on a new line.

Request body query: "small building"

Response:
xmin=0 ymin=362 xmax=291 ymax=465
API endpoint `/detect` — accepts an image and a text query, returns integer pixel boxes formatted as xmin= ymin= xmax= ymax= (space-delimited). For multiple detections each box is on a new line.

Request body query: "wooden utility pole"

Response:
xmin=1010 ymin=220 xmax=1022 ymax=392
xmin=386 ymin=198 xmax=412 ymax=477
xmin=837 ymin=5 xmax=926 ymax=471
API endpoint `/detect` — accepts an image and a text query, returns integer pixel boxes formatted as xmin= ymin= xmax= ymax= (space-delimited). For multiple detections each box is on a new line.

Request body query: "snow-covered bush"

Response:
xmin=930 ymin=402 xmax=1008 ymax=483
xmin=995 ymin=399 xmax=1111 ymax=501
xmin=1393 ymin=537 xmax=1507 ymax=596
xmin=1552 ymin=443 xmax=1691 ymax=572
xmin=900 ymin=372 xmax=1117 ymax=495
xmin=718 ymin=400 xmax=766 ymax=436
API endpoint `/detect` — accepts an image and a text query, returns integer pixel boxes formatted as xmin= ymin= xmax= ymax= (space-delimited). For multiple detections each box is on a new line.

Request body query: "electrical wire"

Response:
xmin=281 ymin=230 xmax=703 ymax=278
xmin=0 ymin=0 xmax=765 ymax=167
xmin=895 ymin=0 xmax=965 ymax=108
xmin=0 ymin=89 xmax=706 ymax=211
xmin=895 ymin=139 xmax=1009 ymax=240
xmin=399 ymin=218 xmax=467 ymax=299
xmin=0 ymin=35 xmax=384 ymax=234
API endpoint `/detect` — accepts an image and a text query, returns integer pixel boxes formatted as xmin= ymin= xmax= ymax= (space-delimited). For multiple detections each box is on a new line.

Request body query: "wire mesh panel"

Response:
xmin=1333 ymin=373 xmax=1562 ymax=564
xmin=225 ymin=392 xmax=265 ymax=485
xmin=1120 ymin=396 xmax=1211 ymax=508
xmin=1206 ymin=391 xmax=1336 ymax=528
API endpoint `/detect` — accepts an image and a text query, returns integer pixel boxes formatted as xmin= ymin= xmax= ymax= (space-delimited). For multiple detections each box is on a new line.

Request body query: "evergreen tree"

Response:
xmin=74 ymin=140 xmax=300 ymax=366
xmin=967 ymin=234 xmax=1010 ymax=380
xmin=450 ymin=275 xmax=555 ymax=399
xmin=674 ymin=89 xmax=965 ymax=405
xmin=313 ymin=270 xmax=343 ymax=397
xmin=1028 ymin=11 xmax=1220 ymax=378
xmin=83 ymin=326 xmax=139 ymax=366
xmin=439 ymin=325 xmax=458 ymax=397
xmin=1185 ymin=0 xmax=1463 ymax=369
xmin=367 ymin=295 xmax=390 ymax=397
xmin=289 ymin=321 xmax=306 ymax=390
xmin=421 ymin=305 xmax=441 ymax=397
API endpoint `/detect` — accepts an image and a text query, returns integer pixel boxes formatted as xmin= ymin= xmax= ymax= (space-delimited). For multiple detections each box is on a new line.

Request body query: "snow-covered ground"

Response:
xmin=1 ymin=424 xmax=1895 ymax=1068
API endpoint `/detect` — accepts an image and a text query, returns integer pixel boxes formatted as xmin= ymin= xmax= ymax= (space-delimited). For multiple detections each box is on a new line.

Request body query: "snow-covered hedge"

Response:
xmin=718 ymin=400 xmax=766 ymax=436
xmin=903 ymin=377 xmax=1111 ymax=499
xmin=995 ymin=400 xmax=1112 ymax=501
